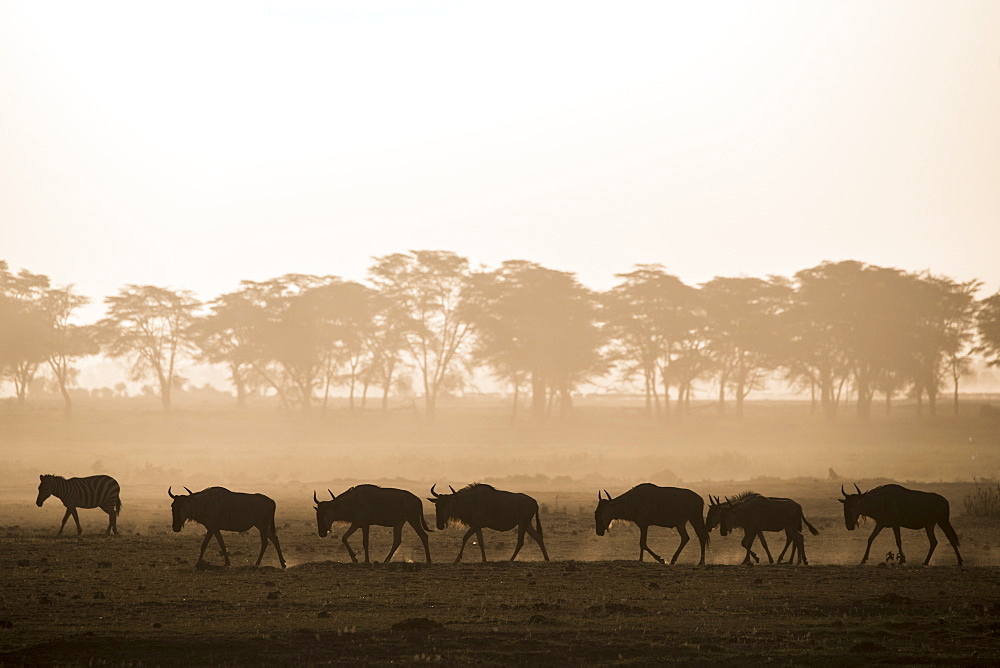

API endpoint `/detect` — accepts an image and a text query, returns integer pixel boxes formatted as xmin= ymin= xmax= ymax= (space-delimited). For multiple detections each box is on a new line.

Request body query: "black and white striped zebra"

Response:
xmin=36 ymin=474 xmax=122 ymax=536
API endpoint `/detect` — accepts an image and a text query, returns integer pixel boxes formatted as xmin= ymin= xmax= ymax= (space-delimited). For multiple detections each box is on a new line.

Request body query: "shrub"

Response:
xmin=963 ymin=480 xmax=1000 ymax=518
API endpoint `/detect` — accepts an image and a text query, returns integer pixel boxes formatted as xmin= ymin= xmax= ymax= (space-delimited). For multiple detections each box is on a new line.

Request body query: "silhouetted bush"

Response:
xmin=963 ymin=480 xmax=1000 ymax=518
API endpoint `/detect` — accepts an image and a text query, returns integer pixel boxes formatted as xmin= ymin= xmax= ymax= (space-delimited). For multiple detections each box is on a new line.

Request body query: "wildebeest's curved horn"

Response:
xmin=168 ymin=486 xmax=177 ymax=499
xmin=603 ymin=489 xmax=611 ymax=501
xmin=184 ymin=486 xmax=193 ymax=495
xmin=725 ymin=496 xmax=731 ymax=503
xmin=841 ymin=485 xmax=847 ymax=497
xmin=313 ymin=491 xmax=319 ymax=505
xmin=854 ymin=483 xmax=862 ymax=495
xmin=450 ymin=485 xmax=457 ymax=494
xmin=328 ymin=489 xmax=335 ymax=499
xmin=430 ymin=484 xmax=440 ymax=498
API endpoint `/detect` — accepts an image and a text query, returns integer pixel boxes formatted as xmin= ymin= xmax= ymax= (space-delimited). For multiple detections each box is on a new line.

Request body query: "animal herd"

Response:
xmin=35 ymin=475 xmax=964 ymax=568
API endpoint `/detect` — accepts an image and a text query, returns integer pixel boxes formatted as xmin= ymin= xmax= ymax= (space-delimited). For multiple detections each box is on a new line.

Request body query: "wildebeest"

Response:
xmin=839 ymin=483 xmax=962 ymax=566
xmin=428 ymin=483 xmax=549 ymax=563
xmin=594 ymin=484 xmax=709 ymax=565
xmin=708 ymin=492 xmax=818 ymax=565
xmin=36 ymin=474 xmax=121 ymax=536
xmin=168 ymin=486 xmax=286 ymax=569
xmin=314 ymin=485 xmax=433 ymax=563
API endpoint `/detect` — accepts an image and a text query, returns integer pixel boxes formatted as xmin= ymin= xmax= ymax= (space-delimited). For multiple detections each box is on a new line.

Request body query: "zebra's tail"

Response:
xmin=115 ymin=497 xmax=122 ymax=517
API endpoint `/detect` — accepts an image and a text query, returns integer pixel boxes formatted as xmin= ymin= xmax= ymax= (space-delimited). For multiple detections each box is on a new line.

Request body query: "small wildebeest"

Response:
xmin=839 ymin=483 xmax=962 ymax=566
xmin=428 ymin=483 xmax=549 ymax=563
xmin=594 ymin=484 xmax=709 ymax=565
xmin=708 ymin=492 xmax=818 ymax=565
xmin=314 ymin=485 xmax=433 ymax=563
xmin=168 ymin=486 xmax=286 ymax=569
xmin=36 ymin=474 xmax=122 ymax=536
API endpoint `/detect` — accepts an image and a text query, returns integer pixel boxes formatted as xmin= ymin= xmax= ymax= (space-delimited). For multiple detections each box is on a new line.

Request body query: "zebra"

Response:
xmin=36 ymin=474 xmax=122 ymax=536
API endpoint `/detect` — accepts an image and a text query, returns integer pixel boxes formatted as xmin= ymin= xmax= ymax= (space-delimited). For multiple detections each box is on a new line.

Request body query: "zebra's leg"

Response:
xmin=104 ymin=508 xmax=115 ymax=536
xmin=384 ymin=524 xmax=403 ymax=563
xmin=639 ymin=525 xmax=665 ymax=564
xmin=58 ymin=508 xmax=73 ymax=535
xmin=455 ymin=527 xmax=477 ymax=563
xmin=341 ymin=525 xmax=359 ymax=563
xmin=215 ymin=531 xmax=230 ymax=566
xmin=476 ymin=529 xmax=487 ymax=563
xmin=524 ymin=522 xmax=549 ymax=561
xmin=361 ymin=526 xmax=371 ymax=564
xmin=509 ymin=524 xmax=526 ymax=561
xmin=669 ymin=525 xmax=690 ymax=565
xmin=198 ymin=530 xmax=214 ymax=565
xmin=861 ymin=523 xmax=884 ymax=564
xmin=69 ymin=508 xmax=82 ymax=535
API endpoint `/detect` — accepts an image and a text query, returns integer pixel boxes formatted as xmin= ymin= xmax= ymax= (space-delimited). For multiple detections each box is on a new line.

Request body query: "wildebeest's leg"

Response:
xmin=268 ymin=527 xmax=286 ymax=568
xmin=776 ymin=534 xmax=793 ymax=564
xmin=197 ymin=530 xmax=214 ymax=564
xmin=669 ymin=525 xmax=690 ymax=565
xmin=255 ymin=527 xmax=269 ymax=567
xmin=892 ymin=525 xmax=905 ymax=565
xmin=341 ymin=524 xmax=360 ymax=563
xmin=476 ymin=529 xmax=487 ymax=563
xmin=740 ymin=532 xmax=756 ymax=564
xmin=795 ymin=532 xmax=807 ymax=565
xmin=215 ymin=531 xmax=231 ymax=566
xmin=638 ymin=525 xmax=665 ymax=564
xmin=362 ymin=526 xmax=371 ymax=564
xmin=758 ymin=533 xmax=774 ymax=564
xmin=58 ymin=508 xmax=73 ymax=535
xmin=922 ymin=526 xmax=938 ymax=565
xmin=938 ymin=518 xmax=963 ymax=566
xmin=524 ymin=522 xmax=549 ymax=561
xmin=408 ymin=518 xmax=432 ymax=563
xmin=509 ymin=524 xmax=527 ymax=561
xmin=455 ymin=527 xmax=477 ymax=563
xmin=861 ymin=522 xmax=884 ymax=564
xmin=384 ymin=524 xmax=404 ymax=563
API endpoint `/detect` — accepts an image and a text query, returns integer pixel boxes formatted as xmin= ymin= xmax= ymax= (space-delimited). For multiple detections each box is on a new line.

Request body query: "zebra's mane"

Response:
xmin=728 ymin=490 xmax=763 ymax=504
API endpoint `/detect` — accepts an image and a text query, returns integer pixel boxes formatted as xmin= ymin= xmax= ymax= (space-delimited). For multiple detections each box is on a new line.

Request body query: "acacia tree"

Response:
xmin=189 ymin=289 xmax=264 ymax=408
xmin=604 ymin=266 xmax=697 ymax=419
xmin=466 ymin=260 xmax=605 ymax=423
xmin=364 ymin=291 xmax=410 ymax=411
xmin=702 ymin=276 xmax=790 ymax=419
xmin=369 ymin=251 xmax=473 ymax=421
xmin=0 ymin=262 xmax=51 ymax=404
xmin=98 ymin=285 xmax=200 ymax=411
xmin=42 ymin=286 xmax=98 ymax=418
xmin=977 ymin=291 xmax=1000 ymax=369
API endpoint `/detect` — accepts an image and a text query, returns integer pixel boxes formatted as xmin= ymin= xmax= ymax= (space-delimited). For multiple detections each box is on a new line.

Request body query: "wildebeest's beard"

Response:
xmin=842 ymin=498 xmax=861 ymax=530
xmin=170 ymin=501 xmax=187 ymax=532
xmin=594 ymin=502 xmax=610 ymax=536
xmin=315 ymin=502 xmax=340 ymax=537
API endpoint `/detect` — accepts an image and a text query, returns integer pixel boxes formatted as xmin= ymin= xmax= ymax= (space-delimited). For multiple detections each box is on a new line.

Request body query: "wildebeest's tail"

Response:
xmin=420 ymin=513 xmax=434 ymax=533
xmin=534 ymin=508 xmax=543 ymax=536
xmin=802 ymin=512 xmax=819 ymax=536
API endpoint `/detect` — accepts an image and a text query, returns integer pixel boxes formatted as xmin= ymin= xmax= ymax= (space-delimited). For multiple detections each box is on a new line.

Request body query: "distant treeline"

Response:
xmin=2 ymin=254 xmax=1000 ymax=421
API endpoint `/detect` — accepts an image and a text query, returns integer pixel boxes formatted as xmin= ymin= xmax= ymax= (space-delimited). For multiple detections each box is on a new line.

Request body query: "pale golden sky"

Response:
xmin=3 ymin=0 xmax=999 ymax=320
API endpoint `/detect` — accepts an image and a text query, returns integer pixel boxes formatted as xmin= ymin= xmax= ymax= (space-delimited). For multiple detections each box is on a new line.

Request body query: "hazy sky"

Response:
xmin=3 ymin=0 xmax=999 ymax=320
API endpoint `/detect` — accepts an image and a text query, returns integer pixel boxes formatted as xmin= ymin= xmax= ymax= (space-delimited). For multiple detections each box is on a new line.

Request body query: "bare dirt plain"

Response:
xmin=2 ymin=401 xmax=1000 ymax=664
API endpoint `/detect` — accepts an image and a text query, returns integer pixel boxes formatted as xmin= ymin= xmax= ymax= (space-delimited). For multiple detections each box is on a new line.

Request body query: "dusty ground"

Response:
xmin=2 ymin=484 xmax=999 ymax=666
xmin=2 ymin=403 xmax=999 ymax=664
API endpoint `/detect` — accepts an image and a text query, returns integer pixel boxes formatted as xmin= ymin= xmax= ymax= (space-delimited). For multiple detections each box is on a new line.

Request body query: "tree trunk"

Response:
xmin=60 ymin=381 xmax=72 ymax=420
xmin=559 ymin=385 xmax=572 ymax=421
xmin=531 ymin=371 xmax=546 ymax=422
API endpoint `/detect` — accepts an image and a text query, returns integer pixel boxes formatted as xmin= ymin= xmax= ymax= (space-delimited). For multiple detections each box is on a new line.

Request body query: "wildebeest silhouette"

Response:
xmin=428 ymin=483 xmax=549 ymax=563
xmin=594 ymin=484 xmax=709 ymax=565
xmin=708 ymin=492 xmax=818 ymax=565
xmin=839 ymin=483 xmax=962 ymax=566
xmin=314 ymin=485 xmax=433 ymax=563
xmin=169 ymin=486 xmax=286 ymax=568
xmin=36 ymin=474 xmax=121 ymax=536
